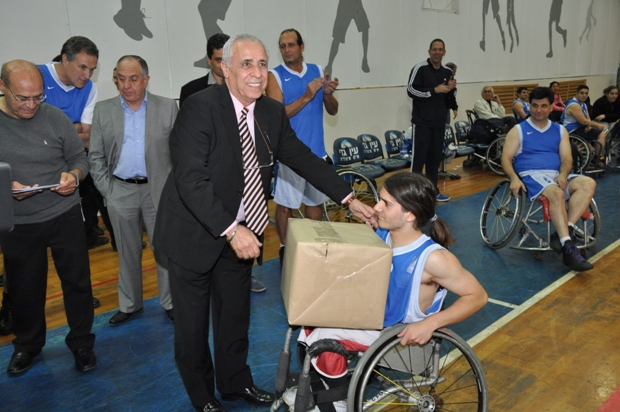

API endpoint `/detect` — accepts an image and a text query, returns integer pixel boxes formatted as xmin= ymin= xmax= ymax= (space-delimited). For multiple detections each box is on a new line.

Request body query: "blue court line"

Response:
xmin=1 ymin=172 xmax=618 ymax=411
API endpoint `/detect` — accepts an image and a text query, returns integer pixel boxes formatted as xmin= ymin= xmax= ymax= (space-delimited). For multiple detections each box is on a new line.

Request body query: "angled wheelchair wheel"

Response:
xmin=348 ymin=325 xmax=488 ymax=412
xmin=573 ymin=198 xmax=601 ymax=251
xmin=485 ymin=136 xmax=506 ymax=176
xmin=569 ymin=134 xmax=592 ymax=174
xmin=323 ymin=169 xmax=379 ymax=223
xmin=480 ymin=179 xmax=526 ymax=249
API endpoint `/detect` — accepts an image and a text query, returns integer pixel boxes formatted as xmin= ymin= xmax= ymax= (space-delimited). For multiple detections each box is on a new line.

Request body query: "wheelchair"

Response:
xmin=480 ymin=179 xmax=600 ymax=259
xmin=270 ymin=324 xmax=488 ymax=411
xmin=483 ymin=133 xmax=594 ymax=178
xmin=322 ymin=168 xmax=379 ymax=224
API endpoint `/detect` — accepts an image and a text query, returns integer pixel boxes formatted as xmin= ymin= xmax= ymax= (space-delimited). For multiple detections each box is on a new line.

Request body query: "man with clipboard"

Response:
xmin=0 ymin=60 xmax=96 ymax=375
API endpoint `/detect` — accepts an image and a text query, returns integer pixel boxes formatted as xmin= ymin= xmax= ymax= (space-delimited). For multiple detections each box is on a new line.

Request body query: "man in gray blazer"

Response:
xmin=89 ymin=55 xmax=178 ymax=326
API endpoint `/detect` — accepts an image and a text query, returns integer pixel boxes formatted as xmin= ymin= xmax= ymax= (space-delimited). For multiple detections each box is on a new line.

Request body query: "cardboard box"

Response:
xmin=282 ymin=219 xmax=392 ymax=330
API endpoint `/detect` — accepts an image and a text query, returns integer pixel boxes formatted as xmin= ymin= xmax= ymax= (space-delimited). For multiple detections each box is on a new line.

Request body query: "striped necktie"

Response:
xmin=239 ymin=107 xmax=269 ymax=235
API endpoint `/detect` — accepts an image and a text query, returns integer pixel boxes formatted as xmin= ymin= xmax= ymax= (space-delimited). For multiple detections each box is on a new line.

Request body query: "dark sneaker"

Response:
xmin=250 ymin=276 xmax=266 ymax=293
xmin=549 ymin=232 xmax=562 ymax=253
xmin=279 ymin=246 xmax=285 ymax=266
xmin=562 ymin=240 xmax=593 ymax=272
xmin=550 ymin=227 xmax=576 ymax=253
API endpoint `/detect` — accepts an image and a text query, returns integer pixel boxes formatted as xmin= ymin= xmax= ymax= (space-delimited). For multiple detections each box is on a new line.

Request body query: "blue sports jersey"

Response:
xmin=561 ymin=98 xmax=588 ymax=133
xmin=376 ymin=228 xmax=447 ymax=327
xmin=513 ymin=119 xmax=562 ymax=173
xmin=271 ymin=63 xmax=326 ymax=157
xmin=38 ymin=64 xmax=93 ymax=123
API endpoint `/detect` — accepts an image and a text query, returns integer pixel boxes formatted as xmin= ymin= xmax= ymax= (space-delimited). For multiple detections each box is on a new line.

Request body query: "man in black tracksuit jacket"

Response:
xmin=407 ymin=38 xmax=457 ymax=201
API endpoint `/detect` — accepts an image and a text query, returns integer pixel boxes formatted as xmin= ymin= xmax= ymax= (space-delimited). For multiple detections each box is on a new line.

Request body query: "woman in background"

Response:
xmin=591 ymin=85 xmax=620 ymax=141
xmin=550 ymin=81 xmax=565 ymax=122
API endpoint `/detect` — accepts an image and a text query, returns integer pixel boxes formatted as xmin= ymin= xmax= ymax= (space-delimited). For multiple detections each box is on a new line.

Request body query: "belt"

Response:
xmin=114 ymin=175 xmax=148 ymax=184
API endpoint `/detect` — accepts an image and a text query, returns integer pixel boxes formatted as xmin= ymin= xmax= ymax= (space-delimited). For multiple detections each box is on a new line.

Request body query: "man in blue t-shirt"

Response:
xmin=38 ymin=36 xmax=112 ymax=256
xmin=266 ymin=28 xmax=340 ymax=265
xmin=502 ymin=86 xmax=596 ymax=272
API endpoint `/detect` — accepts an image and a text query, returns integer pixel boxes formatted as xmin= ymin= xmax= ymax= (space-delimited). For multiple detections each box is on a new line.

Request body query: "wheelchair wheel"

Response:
xmin=573 ymin=198 xmax=601 ymax=250
xmin=569 ymin=134 xmax=592 ymax=174
xmin=323 ymin=170 xmax=379 ymax=223
xmin=605 ymin=139 xmax=620 ymax=168
xmin=348 ymin=325 xmax=488 ymax=412
xmin=480 ymin=179 xmax=526 ymax=249
xmin=485 ymin=136 xmax=506 ymax=176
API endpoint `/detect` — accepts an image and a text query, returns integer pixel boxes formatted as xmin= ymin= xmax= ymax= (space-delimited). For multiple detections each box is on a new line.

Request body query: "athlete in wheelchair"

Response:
xmin=272 ymin=173 xmax=488 ymax=411
xmin=499 ymin=86 xmax=596 ymax=272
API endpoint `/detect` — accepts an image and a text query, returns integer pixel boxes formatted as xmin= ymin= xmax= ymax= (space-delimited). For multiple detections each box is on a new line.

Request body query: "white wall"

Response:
xmin=322 ymin=74 xmax=617 ymax=156
xmin=1 ymin=0 xmax=619 ymax=156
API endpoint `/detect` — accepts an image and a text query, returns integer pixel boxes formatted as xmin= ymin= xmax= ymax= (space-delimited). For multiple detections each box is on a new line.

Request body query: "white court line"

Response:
xmin=467 ymin=238 xmax=620 ymax=349
xmin=487 ymin=298 xmax=518 ymax=309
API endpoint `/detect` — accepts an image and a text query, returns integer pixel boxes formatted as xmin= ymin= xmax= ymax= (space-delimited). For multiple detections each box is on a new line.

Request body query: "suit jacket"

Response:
xmin=179 ymin=73 xmax=212 ymax=108
xmin=153 ymin=83 xmax=351 ymax=273
xmin=88 ymin=92 xmax=179 ymax=210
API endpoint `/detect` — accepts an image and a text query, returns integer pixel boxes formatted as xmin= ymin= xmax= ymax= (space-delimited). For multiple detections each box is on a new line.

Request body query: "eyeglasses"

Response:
xmin=5 ymin=86 xmax=46 ymax=104
xmin=243 ymin=118 xmax=274 ymax=170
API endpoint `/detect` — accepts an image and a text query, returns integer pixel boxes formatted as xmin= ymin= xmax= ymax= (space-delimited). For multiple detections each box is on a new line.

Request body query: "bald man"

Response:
xmin=0 ymin=60 xmax=96 ymax=375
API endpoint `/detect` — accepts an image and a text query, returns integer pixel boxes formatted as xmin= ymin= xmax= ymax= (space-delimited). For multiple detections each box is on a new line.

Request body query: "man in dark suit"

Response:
xmin=153 ymin=34 xmax=376 ymax=412
xmin=179 ymin=33 xmax=229 ymax=107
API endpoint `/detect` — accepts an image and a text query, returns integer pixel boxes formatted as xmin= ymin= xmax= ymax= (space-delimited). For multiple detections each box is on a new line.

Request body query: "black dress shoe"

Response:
xmin=92 ymin=226 xmax=104 ymax=236
xmin=108 ymin=308 xmax=143 ymax=326
xmin=166 ymin=309 xmax=174 ymax=322
xmin=93 ymin=297 xmax=101 ymax=308
xmin=7 ymin=350 xmax=41 ymax=375
xmin=199 ymin=401 xmax=227 ymax=412
xmin=88 ymin=236 xmax=110 ymax=250
xmin=74 ymin=348 xmax=97 ymax=372
xmin=221 ymin=385 xmax=276 ymax=405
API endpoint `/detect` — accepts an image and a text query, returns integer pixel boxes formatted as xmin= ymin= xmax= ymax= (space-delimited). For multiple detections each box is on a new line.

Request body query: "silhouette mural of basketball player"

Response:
xmin=579 ymin=0 xmax=596 ymax=45
xmin=194 ymin=0 xmax=232 ymax=68
xmin=114 ymin=0 xmax=153 ymax=41
xmin=480 ymin=0 xmax=505 ymax=52
xmin=506 ymin=0 xmax=519 ymax=53
xmin=547 ymin=0 xmax=567 ymax=58
xmin=324 ymin=0 xmax=371 ymax=77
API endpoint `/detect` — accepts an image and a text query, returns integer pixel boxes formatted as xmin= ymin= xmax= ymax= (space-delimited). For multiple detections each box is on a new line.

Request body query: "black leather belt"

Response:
xmin=114 ymin=175 xmax=148 ymax=184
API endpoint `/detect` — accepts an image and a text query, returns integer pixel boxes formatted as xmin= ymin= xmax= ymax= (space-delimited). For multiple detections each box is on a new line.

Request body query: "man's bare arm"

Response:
xmin=266 ymin=71 xmax=325 ymax=119
xmin=397 ymin=250 xmax=487 ymax=345
xmin=322 ymin=74 xmax=339 ymax=116
xmin=501 ymin=127 xmax=526 ymax=197
xmin=555 ymin=129 xmax=574 ymax=190
xmin=567 ymin=104 xmax=604 ymax=130
xmin=74 ymin=123 xmax=91 ymax=149
xmin=513 ymin=101 xmax=527 ymax=120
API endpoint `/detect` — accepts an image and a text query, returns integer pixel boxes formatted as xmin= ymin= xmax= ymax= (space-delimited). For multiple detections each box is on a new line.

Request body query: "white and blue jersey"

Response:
xmin=270 ymin=62 xmax=326 ymax=157
xmin=38 ymin=63 xmax=97 ymax=124
xmin=512 ymin=98 xmax=530 ymax=123
xmin=561 ymin=98 xmax=588 ymax=133
xmin=513 ymin=119 xmax=564 ymax=174
xmin=513 ymin=119 xmax=577 ymax=201
xmin=376 ymin=228 xmax=447 ymax=327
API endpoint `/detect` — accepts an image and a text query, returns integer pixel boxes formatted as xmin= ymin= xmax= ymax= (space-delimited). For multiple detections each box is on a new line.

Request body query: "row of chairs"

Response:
xmin=443 ymin=120 xmax=506 ymax=179
xmin=331 ymin=132 xmax=412 ymax=179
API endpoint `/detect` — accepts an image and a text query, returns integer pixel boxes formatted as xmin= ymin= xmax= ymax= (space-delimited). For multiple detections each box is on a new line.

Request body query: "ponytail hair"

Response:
xmin=382 ymin=172 xmax=454 ymax=248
